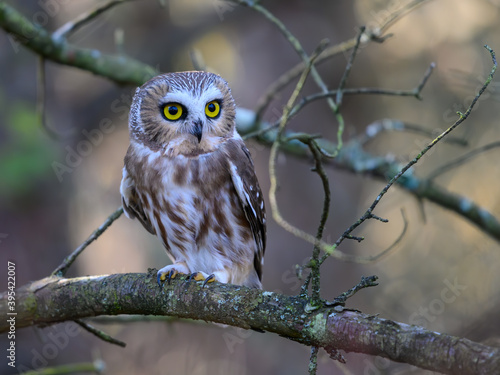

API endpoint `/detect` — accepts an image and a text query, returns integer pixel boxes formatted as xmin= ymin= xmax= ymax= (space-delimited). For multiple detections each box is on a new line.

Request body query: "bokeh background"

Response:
xmin=2 ymin=0 xmax=500 ymax=374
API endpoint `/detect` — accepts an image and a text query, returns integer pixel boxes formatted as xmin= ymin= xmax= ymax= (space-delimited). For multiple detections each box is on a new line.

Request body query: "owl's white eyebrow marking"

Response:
xmin=162 ymin=86 xmax=223 ymax=106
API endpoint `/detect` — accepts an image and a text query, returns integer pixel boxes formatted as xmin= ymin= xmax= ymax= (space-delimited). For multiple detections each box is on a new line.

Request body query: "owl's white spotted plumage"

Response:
xmin=120 ymin=71 xmax=266 ymax=288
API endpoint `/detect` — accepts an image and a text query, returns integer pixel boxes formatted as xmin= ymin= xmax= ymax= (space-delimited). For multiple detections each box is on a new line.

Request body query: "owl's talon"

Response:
xmin=156 ymin=273 xmax=164 ymax=288
xmin=202 ymin=274 xmax=216 ymax=287
xmin=157 ymin=268 xmax=180 ymax=287
xmin=166 ymin=269 xmax=178 ymax=285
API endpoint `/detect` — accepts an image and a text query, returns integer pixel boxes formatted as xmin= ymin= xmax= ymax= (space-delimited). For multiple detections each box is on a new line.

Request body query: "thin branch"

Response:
xmin=232 ymin=0 xmax=346 ymax=155
xmin=336 ymin=26 xmax=365 ymax=107
xmin=238 ymin=108 xmax=500 ymax=243
xmin=292 ymin=62 xmax=435 ymax=121
xmin=326 ymin=275 xmax=379 ymax=307
xmin=325 ymin=45 xmax=497 ymax=255
xmin=53 ymin=0 xmax=132 ymax=40
xmin=244 ymin=62 xmax=435 ymax=143
xmin=52 ymin=207 xmax=124 ymax=277
xmin=3 ymin=273 xmax=499 ymax=375
xmin=254 ymin=45 xmax=498 ymax=258
xmin=0 ymin=2 xmax=157 ymax=85
xmin=319 ymin=208 xmax=409 ymax=266
xmin=36 ymin=56 xmax=59 ymax=140
xmin=414 ymin=62 xmax=436 ymax=99
xmin=267 ymin=42 xmax=358 ymax=261
xmin=428 ymin=141 xmax=500 ymax=180
xmin=302 ymin=138 xmax=332 ymax=305
xmin=252 ymin=0 xmax=432 ymax=121
xmin=308 ymin=346 xmax=319 ymax=375
xmin=75 ymin=319 xmax=126 ymax=347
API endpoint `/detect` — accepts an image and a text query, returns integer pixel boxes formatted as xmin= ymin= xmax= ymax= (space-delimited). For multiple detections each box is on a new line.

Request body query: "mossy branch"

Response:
xmin=0 ymin=2 xmax=157 ymax=85
xmin=0 ymin=273 xmax=499 ymax=375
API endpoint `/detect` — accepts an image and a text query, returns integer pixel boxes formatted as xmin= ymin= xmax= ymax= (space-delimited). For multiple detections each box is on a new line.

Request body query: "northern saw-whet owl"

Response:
xmin=120 ymin=71 xmax=266 ymax=289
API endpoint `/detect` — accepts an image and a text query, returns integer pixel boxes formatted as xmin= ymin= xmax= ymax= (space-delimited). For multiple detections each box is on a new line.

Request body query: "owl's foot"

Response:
xmin=187 ymin=271 xmax=216 ymax=287
xmin=157 ymin=263 xmax=190 ymax=287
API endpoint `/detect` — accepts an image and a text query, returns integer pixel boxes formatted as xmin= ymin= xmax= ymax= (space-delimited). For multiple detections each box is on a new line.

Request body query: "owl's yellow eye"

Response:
xmin=205 ymin=101 xmax=220 ymax=118
xmin=163 ymin=103 xmax=183 ymax=121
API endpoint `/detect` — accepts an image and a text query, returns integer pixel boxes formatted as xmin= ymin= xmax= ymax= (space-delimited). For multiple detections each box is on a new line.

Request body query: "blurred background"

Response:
xmin=1 ymin=0 xmax=500 ymax=374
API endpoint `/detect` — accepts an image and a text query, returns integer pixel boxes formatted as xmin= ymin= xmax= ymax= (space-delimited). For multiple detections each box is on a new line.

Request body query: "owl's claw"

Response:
xmin=185 ymin=272 xmax=216 ymax=287
xmin=203 ymin=274 xmax=216 ymax=287
xmin=167 ymin=269 xmax=178 ymax=284
xmin=157 ymin=268 xmax=180 ymax=287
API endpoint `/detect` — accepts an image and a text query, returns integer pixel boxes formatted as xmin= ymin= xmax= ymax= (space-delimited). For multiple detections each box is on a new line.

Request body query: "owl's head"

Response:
xmin=129 ymin=71 xmax=237 ymax=156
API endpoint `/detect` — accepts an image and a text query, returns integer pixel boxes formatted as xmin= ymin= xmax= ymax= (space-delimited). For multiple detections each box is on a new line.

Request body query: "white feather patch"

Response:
xmin=229 ymin=161 xmax=257 ymax=218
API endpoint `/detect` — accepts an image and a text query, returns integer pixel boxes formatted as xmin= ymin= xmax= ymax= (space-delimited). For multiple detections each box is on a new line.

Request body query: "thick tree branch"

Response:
xmin=0 ymin=273 xmax=498 ymax=375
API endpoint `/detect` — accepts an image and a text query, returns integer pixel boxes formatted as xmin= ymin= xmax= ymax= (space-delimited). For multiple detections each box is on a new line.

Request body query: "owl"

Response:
xmin=120 ymin=71 xmax=266 ymax=289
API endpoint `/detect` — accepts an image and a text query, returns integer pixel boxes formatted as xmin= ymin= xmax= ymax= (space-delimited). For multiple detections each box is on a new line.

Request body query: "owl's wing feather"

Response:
xmin=120 ymin=167 xmax=156 ymax=235
xmin=227 ymin=140 xmax=266 ymax=281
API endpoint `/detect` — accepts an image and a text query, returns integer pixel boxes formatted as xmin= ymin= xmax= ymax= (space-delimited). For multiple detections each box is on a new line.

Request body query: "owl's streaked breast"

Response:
xmin=125 ymin=141 xmax=257 ymax=284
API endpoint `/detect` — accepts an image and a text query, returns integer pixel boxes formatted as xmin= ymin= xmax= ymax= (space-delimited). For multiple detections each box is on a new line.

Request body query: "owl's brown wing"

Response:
xmin=120 ymin=166 xmax=156 ymax=235
xmin=226 ymin=139 xmax=266 ymax=281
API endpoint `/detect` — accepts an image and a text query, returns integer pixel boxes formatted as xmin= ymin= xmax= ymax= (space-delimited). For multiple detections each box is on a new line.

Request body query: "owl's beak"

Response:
xmin=191 ymin=120 xmax=203 ymax=143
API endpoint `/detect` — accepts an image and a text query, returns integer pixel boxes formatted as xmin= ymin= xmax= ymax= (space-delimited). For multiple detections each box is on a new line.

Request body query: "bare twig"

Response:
xmin=308 ymin=346 xmax=319 ymax=375
xmin=293 ymin=62 xmax=436 ymax=121
xmin=319 ymin=209 xmax=409 ymax=266
xmin=428 ymin=140 xmax=500 ymax=180
xmin=36 ymin=56 xmax=60 ymax=140
xmin=336 ymin=26 xmax=365 ymax=107
xmin=75 ymin=319 xmax=126 ymax=347
xmin=244 ymin=62 xmax=435 ymax=144
xmin=53 ymin=0 xmax=132 ymax=40
xmin=326 ymin=45 xmax=497 ymax=256
xmin=253 ymin=0 xmax=432 ymax=121
xmin=52 ymin=207 xmax=124 ymax=277
xmin=301 ymin=138 xmax=332 ymax=305
xmin=326 ymin=275 xmax=379 ymax=307
xmin=268 ymin=42 xmax=358 ymax=260
xmin=0 ymin=3 xmax=157 ymax=85
xmin=232 ymin=0 xmax=347 ymax=155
